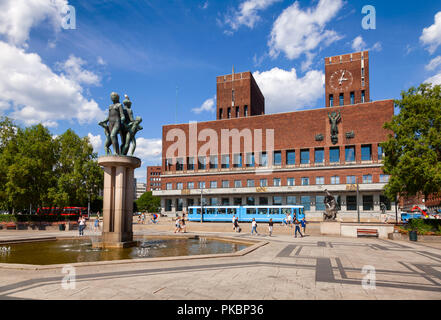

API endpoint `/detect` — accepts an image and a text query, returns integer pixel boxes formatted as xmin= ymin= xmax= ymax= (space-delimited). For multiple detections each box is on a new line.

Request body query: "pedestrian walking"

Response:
xmin=232 ymin=215 xmax=237 ymax=231
xmin=174 ymin=216 xmax=181 ymax=233
xmin=287 ymin=214 xmax=293 ymax=228
xmin=94 ymin=216 xmax=100 ymax=232
xmin=251 ymin=218 xmax=258 ymax=235
xmin=268 ymin=218 xmax=273 ymax=237
xmin=301 ymin=217 xmax=307 ymax=234
xmin=294 ymin=218 xmax=304 ymax=238
xmin=180 ymin=216 xmax=187 ymax=233
xmin=78 ymin=216 xmax=86 ymax=236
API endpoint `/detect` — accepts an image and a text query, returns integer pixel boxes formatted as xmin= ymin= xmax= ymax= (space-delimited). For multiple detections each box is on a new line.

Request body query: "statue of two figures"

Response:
xmin=99 ymin=92 xmax=143 ymax=156
xmin=323 ymin=189 xmax=339 ymax=221
xmin=328 ymin=111 xmax=341 ymax=145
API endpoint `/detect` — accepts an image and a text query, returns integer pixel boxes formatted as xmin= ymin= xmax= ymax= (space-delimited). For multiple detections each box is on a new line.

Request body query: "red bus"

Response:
xmin=37 ymin=207 xmax=88 ymax=219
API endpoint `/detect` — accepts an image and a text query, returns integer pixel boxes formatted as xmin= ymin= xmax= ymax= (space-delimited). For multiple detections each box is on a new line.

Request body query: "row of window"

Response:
xmin=329 ymin=90 xmax=366 ymax=107
xmin=166 ymin=145 xmax=384 ymax=171
xmin=149 ymin=172 xmax=161 ymax=176
xmin=165 ymin=174 xmax=390 ymax=190
xmin=219 ymin=105 xmax=249 ymax=119
xmin=165 ymin=195 xmax=391 ymax=212
xmin=150 ymin=177 xmax=161 ymax=181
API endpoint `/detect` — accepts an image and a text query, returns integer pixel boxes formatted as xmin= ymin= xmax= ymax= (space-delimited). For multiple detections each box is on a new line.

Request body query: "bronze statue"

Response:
xmin=99 ymin=92 xmax=143 ymax=156
xmin=323 ymin=189 xmax=339 ymax=221
xmin=328 ymin=111 xmax=341 ymax=145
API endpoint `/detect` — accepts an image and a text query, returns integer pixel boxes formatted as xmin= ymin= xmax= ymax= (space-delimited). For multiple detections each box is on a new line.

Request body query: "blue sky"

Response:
xmin=0 ymin=0 xmax=440 ymax=181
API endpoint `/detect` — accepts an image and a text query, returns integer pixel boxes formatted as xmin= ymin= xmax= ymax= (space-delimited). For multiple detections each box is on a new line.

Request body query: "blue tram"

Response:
xmin=187 ymin=205 xmax=305 ymax=223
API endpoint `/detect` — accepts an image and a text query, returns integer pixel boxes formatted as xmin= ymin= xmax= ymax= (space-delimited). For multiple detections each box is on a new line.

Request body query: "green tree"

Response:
xmin=136 ymin=191 xmax=161 ymax=213
xmin=382 ymin=83 xmax=441 ymax=201
xmin=0 ymin=117 xmax=18 ymax=210
xmin=48 ymin=129 xmax=103 ymax=208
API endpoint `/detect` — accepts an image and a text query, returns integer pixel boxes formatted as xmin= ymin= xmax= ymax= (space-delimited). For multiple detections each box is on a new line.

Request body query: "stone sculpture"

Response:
xmin=99 ymin=93 xmax=143 ymax=156
xmin=323 ymin=189 xmax=339 ymax=221
xmin=328 ymin=111 xmax=341 ymax=145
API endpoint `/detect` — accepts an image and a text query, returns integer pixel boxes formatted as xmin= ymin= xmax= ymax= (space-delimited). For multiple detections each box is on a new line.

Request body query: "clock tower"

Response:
xmin=325 ymin=51 xmax=370 ymax=108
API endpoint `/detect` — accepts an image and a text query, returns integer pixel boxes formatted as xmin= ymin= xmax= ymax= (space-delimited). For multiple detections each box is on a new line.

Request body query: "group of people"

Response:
xmin=233 ymin=215 xmax=306 ymax=238
xmin=174 ymin=214 xmax=187 ymax=233
xmin=137 ymin=213 xmax=159 ymax=224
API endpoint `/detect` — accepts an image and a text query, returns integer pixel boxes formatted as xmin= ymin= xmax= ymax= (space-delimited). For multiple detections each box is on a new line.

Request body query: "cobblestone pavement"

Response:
xmin=0 ymin=228 xmax=440 ymax=300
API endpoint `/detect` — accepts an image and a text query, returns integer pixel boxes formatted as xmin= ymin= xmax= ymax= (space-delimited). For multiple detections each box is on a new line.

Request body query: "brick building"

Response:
xmin=153 ymin=51 xmax=396 ymax=222
xmin=147 ymin=166 xmax=162 ymax=192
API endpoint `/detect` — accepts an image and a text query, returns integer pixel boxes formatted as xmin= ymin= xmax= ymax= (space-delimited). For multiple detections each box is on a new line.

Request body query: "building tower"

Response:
xmin=325 ymin=51 xmax=370 ymax=108
xmin=216 ymin=69 xmax=265 ymax=120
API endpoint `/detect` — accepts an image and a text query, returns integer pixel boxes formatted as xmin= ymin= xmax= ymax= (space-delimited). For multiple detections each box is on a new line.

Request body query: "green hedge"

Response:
xmin=406 ymin=219 xmax=441 ymax=235
xmin=0 ymin=214 xmax=78 ymax=223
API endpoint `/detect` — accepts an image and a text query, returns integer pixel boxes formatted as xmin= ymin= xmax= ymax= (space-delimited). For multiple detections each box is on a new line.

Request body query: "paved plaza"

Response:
xmin=0 ymin=224 xmax=440 ymax=300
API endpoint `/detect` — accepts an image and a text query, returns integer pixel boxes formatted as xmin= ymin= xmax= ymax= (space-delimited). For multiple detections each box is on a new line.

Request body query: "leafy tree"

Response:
xmin=136 ymin=191 xmax=161 ymax=213
xmin=0 ymin=117 xmax=18 ymax=210
xmin=382 ymin=83 xmax=441 ymax=201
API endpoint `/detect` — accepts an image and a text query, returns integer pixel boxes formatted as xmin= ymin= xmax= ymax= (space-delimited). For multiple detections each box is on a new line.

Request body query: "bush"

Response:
xmin=0 ymin=214 xmax=78 ymax=223
xmin=408 ymin=219 xmax=441 ymax=235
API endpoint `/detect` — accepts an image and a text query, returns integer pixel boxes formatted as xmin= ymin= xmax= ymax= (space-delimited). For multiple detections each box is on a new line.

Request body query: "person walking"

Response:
xmin=251 ymin=218 xmax=258 ymax=235
xmin=268 ymin=218 xmax=274 ymax=237
xmin=232 ymin=215 xmax=237 ymax=231
xmin=287 ymin=214 xmax=293 ymax=228
xmin=94 ymin=216 xmax=100 ymax=232
xmin=174 ymin=216 xmax=181 ymax=233
xmin=234 ymin=217 xmax=241 ymax=233
xmin=78 ymin=216 xmax=86 ymax=236
xmin=180 ymin=216 xmax=187 ymax=233
xmin=294 ymin=218 xmax=304 ymax=238
xmin=301 ymin=217 xmax=307 ymax=234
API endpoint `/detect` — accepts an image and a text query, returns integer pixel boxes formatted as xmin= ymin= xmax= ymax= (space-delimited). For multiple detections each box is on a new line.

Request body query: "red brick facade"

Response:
xmin=146 ymin=166 xmax=162 ymax=192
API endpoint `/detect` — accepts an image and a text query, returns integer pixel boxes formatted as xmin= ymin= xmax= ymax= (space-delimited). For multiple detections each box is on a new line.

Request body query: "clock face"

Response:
xmin=329 ymin=69 xmax=353 ymax=91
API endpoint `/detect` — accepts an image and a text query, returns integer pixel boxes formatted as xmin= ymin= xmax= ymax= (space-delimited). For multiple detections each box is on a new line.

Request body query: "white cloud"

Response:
xmin=135 ymin=138 xmax=162 ymax=163
xmin=425 ymin=72 xmax=441 ymax=86
xmin=192 ymin=95 xmax=216 ymax=114
xmin=225 ymin=0 xmax=281 ymax=32
xmin=0 ymin=41 xmax=105 ymax=127
xmin=425 ymin=56 xmax=441 ymax=71
xmin=97 ymin=56 xmax=106 ymax=66
xmin=253 ymin=67 xmax=325 ymax=113
xmin=420 ymin=11 xmax=441 ymax=54
xmin=351 ymin=36 xmax=382 ymax=52
xmin=0 ymin=0 xmax=68 ymax=47
xmin=87 ymin=133 xmax=102 ymax=153
xmin=56 ymin=55 xmax=101 ymax=86
xmin=201 ymin=1 xmax=209 ymax=10
xmin=268 ymin=0 xmax=344 ymax=63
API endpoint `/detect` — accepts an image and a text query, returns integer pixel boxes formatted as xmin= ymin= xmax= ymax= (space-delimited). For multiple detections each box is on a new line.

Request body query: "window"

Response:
xmin=301 ymin=196 xmax=311 ymax=211
xmin=198 ymin=156 xmax=206 ymax=170
xmin=219 ymin=108 xmax=222 ymax=119
xmin=380 ymin=174 xmax=390 ymax=183
xmin=247 ymin=179 xmax=255 ymax=187
xmin=273 ymin=196 xmax=282 ymax=205
xmin=363 ymin=174 xmax=372 ymax=184
xmin=260 ymin=179 xmax=268 ymax=187
xmin=246 ymin=197 xmax=255 ymax=205
xmin=350 ymin=92 xmax=355 ymax=105
xmin=331 ymin=176 xmax=340 ymax=185
xmin=187 ymin=199 xmax=194 ymax=207
xmin=378 ymin=145 xmax=384 ymax=160
xmin=287 ymin=178 xmax=295 ymax=186
xmin=221 ymin=155 xmax=230 ymax=169
xmin=286 ymin=150 xmax=295 ymax=165
xmin=198 ymin=181 xmax=205 ymax=189
xmin=361 ymin=145 xmax=372 ymax=161
xmin=232 ymin=90 xmax=235 ymax=102
xmin=287 ymin=196 xmax=296 ymax=205
xmin=233 ymin=153 xmax=242 ymax=168
xmin=259 ymin=152 xmax=268 ymax=167
xmin=316 ymin=196 xmax=325 ymax=211
xmin=315 ymin=148 xmax=324 ymax=164
xmin=222 ymin=180 xmax=229 ymax=188
xmin=362 ymin=78 xmax=365 ymax=87
xmin=329 ymin=147 xmax=340 ymax=163
xmin=301 ymin=149 xmax=310 ymax=164
xmin=177 ymin=183 xmax=183 ymax=190
xmin=210 ymin=181 xmax=217 ymax=189
xmin=339 ymin=93 xmax=344 ymax=106
xmin=165 ymin=199 xmax=172 ymax=211
xmin=329 ymin=94 xmax=334 ymax=107
xmin=380 ymin=195 xmax=392 ymax=210
xmin=346 ymin=176 xmax=356 ymax=184
xmin=273 ymin=178 xmax=281 ymax=187
xmin=347 ymin=196 xmax=357 ymax=211
xmin=244 ymin=105 xmax=248 ymax=117
xmin=222 ymin=198 xmax=230 ymax=206
xmin=234 ymin=198 xmax=242 ymax=206
xmin=166 ymin=183 xmax=172 ymax=190
xmin=301 ymin=177 xmax=309 ymax=186
xmin=362 ymin=67 xmax=365 ymax=77
xmin=361 ymin=90 xmax=365 ymax=103
xmin=316 ymin=176 xmax=325 ymax=185
xmin=209 ymin=155 xmax=218 ymax=169
xmin=187 ymin=157 xmax=194 ymax=170
xmin=188 ymin=182 xmax=194 ymax=189
xmin=259 ymin=197 xmax=268 ymax=205
xmin=363 ymin=195 xmax=374 ymax=211
xmin=273 ymin=151 xmax=282 ymax=166
xmin=210 ymin=198 xmax=218 ymax=206
xmin=345 ymin=146 xmax=356 ymax=162
xmin=227 ymin=107 xmax=231 ymax=118
xmin=234 ymin=180 xmax=242 ymax=188
xmin=246 ymin=153 xmax=255 ymax=167
xmin=176 ymin=158 xmax=184 ymax=171
xmin=235 ymin=106 xmax=240 ymax=118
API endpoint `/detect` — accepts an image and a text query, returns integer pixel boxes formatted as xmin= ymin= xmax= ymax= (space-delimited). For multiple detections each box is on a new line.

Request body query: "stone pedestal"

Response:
xmin=320 ymin=221 xmax=341 ymax=236
xmin=93 ymin=156 xmax=141 ymax=249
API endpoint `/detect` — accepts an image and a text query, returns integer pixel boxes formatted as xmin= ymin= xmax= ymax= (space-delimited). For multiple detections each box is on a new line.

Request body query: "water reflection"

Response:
xmin=0 ymin=237 xmax=249 ymax=265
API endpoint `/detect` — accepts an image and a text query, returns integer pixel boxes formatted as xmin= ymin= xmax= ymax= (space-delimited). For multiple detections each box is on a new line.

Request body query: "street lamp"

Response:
xmin=356 ymin=177 xmax=360 ymax=223
xmin=200 ymin=188 xmax=204 ymax=223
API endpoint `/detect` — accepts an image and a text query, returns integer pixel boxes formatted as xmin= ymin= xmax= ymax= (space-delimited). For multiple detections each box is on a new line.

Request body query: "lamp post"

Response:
xmin=200 ymin=188 xmax=203 ymax=223
xmin=356 ymin=177 xmax=360 ymax=223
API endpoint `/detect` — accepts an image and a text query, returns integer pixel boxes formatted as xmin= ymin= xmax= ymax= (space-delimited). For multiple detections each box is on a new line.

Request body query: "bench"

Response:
xmin=6 ymin=223 xmax=17 ymax=230
xmin=357 ymin=228 xmax=379 ymax=238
